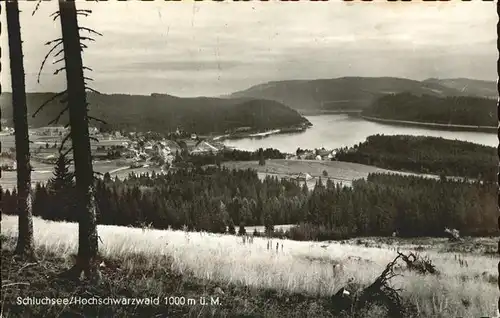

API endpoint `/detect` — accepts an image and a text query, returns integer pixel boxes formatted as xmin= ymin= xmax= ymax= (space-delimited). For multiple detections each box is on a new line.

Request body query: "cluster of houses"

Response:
xmin=117 ymin=133 xmax=226 ymax=168
xmin=293 ymin=148 xmax=337 ymax=161
xmin=31 ymin=126 xmax=67 ymax=137
xmin=282 ymin=172 xmax=313 ymax=182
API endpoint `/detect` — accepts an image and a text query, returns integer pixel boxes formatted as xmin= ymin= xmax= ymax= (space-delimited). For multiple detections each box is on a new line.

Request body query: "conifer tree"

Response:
xmin=48 ymin=153 xmax=75 ymax=193
xmin=258 ymin=148 xmax=265 ymax=166
xmin=228 ymin=219 xmax=236 ymax=235
xmin=238 ymin=223 xmax=246 ymax=236
xmin=47 ymin=153 xmax=76 ymax=221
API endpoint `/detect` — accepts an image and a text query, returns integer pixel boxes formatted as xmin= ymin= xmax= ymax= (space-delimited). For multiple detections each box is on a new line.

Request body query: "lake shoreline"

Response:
xmin=357 ymin=114 xmax=497 ymax=133
xmin=213 ymin=124 xmax=310 ymax=142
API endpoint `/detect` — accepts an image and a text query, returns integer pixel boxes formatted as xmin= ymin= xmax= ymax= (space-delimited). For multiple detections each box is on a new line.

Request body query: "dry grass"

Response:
xmin=1 ymin=215 xmax=497 ymax=317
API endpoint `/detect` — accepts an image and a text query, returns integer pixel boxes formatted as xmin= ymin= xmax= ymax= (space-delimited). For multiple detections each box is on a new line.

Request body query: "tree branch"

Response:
xmin=62 ymin=147 xmax=73 ymax=158
xmin=52 ymin=57 xmax=65 ymax=65
xmin=77 ymin=9 xmax=92 ymax=15
xmin=50 ymin=10 xmax=60 ymax=21
xmin=79 ymin=36 xmax=96 ymax=43
xmin=83 ymin=66 xmax=94 ymax=72
xmin=31 ymin=0 xmax=43 ymax=16
xmin=89 ymin=136 xmax=100 ymax=143
xmin=32 ymin=91 xmax=67 ymax=118
xmin=53 ymin=67 xmax=66 ymax=76
xmin=45 ymin=38 xmax=63 ymax=46
xmin=79 ymin=27 xmax=103 ymax=37
xmin=37 ymin=42 xmax=64 ymax=83
xmin=86 ymin=87 xmax=101 ymax=94
xmin=54 ymin=49 xmax=65 ymax=59
xmin=89 ymin=116 xmax=107 ymax=125
xmin=58 ymin=134 xmax=72 ymax=154
xmin=84 ymin=76 xmax=94 ymax=82
xmin=47 ymin=106 xmax=69 ymax=126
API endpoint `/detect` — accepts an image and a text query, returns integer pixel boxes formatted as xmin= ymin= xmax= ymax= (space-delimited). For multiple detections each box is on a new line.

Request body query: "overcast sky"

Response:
xmin=1 ymin=0 xmax=496 ymax=97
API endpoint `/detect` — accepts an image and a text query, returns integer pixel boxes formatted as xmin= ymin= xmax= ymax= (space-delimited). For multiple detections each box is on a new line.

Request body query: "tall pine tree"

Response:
xmin=47 ymin=153 xmax=76 ymax=221
xmin=258 ymin=148 xmax=265 ymax=166
xmin=48 ymin=153 xmax=75 ymax=193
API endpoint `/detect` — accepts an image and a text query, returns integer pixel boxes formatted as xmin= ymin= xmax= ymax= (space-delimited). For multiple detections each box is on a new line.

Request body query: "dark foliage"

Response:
xmin=334 ymin=134 xmax=496 ymax=181
xmin=258 ymin=148 xmax=266 ymax=166
xmin=238 ymin=224 xmax=246 ymax=236
xmin=363 ymin=92 xmax=496 ymax=127
xmin=48 ymin=153 xmax=75 ymax=192
xmin=46 ymin=153 xmax=76 ymax=221
xmin=2 ymin=168 xmax=496 ymax=239
xmin=0 ymin=92 xmax=310 ymax=135
xmin=186 ymin=148 xmax=286 ymax=167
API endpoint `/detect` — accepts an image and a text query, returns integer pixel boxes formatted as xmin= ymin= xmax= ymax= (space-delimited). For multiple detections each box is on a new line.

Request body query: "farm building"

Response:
xmin=295 ymin=172 xmax=313 ymax=181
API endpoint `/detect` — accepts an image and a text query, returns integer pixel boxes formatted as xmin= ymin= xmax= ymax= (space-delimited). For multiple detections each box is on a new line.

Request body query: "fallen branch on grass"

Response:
xmin=354 ymin=254 xmax=405 ymax=318
xmin=331 ymin=254 xmax=415 ymax=318
xmin=397 ymin=251 xmax=439 ymax=275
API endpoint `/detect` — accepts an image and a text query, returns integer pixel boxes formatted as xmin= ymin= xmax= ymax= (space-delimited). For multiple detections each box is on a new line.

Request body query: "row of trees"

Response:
xmin=3 ymin=166 xmax=496 ymax=239
xmin=4 ymin=0 xmax=101 ymax=281
xmin=183 ymin=147 xmax=285 ymax=167
xmin=334 ymin=134 xmax=496 ymax=181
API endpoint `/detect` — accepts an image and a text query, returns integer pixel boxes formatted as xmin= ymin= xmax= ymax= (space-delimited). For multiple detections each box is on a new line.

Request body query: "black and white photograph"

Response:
xmin=0 ymin=0 xmax=498 ymax=317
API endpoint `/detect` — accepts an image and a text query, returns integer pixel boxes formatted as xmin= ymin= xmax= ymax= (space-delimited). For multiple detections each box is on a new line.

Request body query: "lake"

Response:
xmin=223 ymin=114 xmax=497 ymax=153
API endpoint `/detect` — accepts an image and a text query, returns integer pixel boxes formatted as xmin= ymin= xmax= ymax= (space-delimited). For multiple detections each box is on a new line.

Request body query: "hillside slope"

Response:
xmin=423 ymin=78 xmax=497 ymax=99
xmin=0 ymin=92 xmax=310 ymax=134
xmin=229 ymin=76 xmax=495 ymax=112
xmin=362 ymin=92 xmax=496 ymax=127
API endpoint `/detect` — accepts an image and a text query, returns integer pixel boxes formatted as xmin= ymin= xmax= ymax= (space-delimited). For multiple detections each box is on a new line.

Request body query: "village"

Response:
xmin=1 ymin=125 xmax=339 ymax=174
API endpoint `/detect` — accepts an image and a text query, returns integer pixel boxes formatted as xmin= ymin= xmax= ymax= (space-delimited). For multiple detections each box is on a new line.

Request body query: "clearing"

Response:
xmin=1 ymin=215 xmax=497 ymax=317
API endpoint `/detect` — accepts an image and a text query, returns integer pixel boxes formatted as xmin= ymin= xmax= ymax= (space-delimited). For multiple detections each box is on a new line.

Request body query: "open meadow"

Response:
xmin=0 ymin=161 xmax=139 ymax=191
xmin=1 ymin=215 xmax=498 ymax=317
xmin=1 ymin=133 xmax=133 ymax=190
xmin=222 ymin=159 xmax=442 ymax=186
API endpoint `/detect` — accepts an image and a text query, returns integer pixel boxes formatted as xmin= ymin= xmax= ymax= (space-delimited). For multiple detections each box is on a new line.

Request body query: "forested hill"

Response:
xmin=335 ymin=134 xmax=496 ymax=180
xmin=0 ymin=92 xmax=310 ymax=134
xmin=362 ymin=93 xmax=496 ymax=127
xmin=228 ymin=77 xmax=495 ymax=112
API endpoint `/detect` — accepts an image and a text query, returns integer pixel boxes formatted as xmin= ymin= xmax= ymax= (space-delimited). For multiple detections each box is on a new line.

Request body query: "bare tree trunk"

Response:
xmin=6 ymin=0 xmax=36 ymax=260
xmin=58 ymin=0 xmax=100 ymax=281
xmin=497 ymin=2 xmax=500 ymax=315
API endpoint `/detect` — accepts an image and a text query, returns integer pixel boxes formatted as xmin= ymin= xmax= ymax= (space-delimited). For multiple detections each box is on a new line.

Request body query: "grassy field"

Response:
xmin=222 ymin=159 xmax=442 ymax=190
xmin=0 ymin=133 xmax=128 ymax=153
xmin=0 ymin=161 xmax=146 ymax=191
xmin=1 ymin=157 xmax=419 ymax=191
xmin=1 ymin=133 xmax=133 ymax=190
xmin=1 ymin=215 xmax=497 ymax=317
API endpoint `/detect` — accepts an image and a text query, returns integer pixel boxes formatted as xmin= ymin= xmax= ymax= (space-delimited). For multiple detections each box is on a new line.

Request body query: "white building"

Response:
xmin=190 ymin=141 xmax=219 ymax=155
